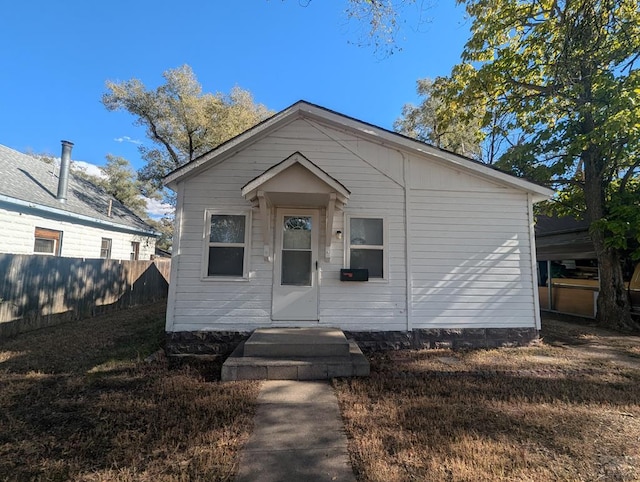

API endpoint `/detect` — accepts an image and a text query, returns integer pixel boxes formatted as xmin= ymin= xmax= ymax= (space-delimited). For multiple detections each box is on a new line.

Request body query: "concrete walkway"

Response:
xmin=235 ymin=380 xmax=357 ymax=482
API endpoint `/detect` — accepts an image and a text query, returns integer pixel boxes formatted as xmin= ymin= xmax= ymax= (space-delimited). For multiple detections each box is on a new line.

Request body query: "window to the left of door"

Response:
xmin=33 ymin=227 xmax=62 ymax=256
xmin=205 ymin=211 xmax=250 ymax=279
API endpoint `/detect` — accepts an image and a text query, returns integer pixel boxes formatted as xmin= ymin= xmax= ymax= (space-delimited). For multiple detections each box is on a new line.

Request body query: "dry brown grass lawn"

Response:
xmin=334 ymin=319 xmax=640 ymax=482
xmin=4 ymin=308 xmax=640 ymax=482
xmin=0 ymin=303 xmax=260 ymax=482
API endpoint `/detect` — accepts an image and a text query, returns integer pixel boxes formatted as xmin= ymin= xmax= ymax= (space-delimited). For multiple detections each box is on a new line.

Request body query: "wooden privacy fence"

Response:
xmin=0 ymin=254 xmax=171 ymax=337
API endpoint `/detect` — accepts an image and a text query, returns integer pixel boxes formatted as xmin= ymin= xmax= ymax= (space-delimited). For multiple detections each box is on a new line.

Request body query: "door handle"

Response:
xmin=315 ymin=261 xmax=318 ymax=270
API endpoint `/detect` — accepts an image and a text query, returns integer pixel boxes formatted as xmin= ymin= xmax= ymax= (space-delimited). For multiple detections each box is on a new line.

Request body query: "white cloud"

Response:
xmin=146 ymin=197 xmax=174 ymax=218
xmin=114 ymin=136 xmax=143 ymax=145
xmin=66 ymin=158 xmax=172 ymax=220
xmin=72 ymin=160 xmax=105 ymax=178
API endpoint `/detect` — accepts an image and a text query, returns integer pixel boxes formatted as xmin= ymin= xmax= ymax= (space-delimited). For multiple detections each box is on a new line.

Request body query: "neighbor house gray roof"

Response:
xmin=535 ymin=215 xmax=594 ymax=260
xmin=0 ymin=143 xmax=158 ymax=236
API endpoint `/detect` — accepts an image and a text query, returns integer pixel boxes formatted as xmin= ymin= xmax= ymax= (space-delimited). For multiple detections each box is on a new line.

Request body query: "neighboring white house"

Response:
xmin=0 ymin=141 xmax=158 ymax=260
xmin=164 ymin=101 xmax=553 ymax=351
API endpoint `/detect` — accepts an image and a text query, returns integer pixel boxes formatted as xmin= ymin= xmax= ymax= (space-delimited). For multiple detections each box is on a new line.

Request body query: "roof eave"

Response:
xmin=0 ymin=194 xmax=160 ymax=237
xmin=297 ymin=104 xmax=555 ymax=198
xmin=163 ymin=100 xmax=556 ymax=199
xmin=163 ymin=103 xmax=306 ymax=189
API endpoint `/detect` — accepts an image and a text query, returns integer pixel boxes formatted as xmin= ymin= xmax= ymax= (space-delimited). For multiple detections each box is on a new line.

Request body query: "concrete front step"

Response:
xmin=243 ymin=327 xmax=351 ymax=357
xmin=221 ymin=339 xmax=370 ymax=381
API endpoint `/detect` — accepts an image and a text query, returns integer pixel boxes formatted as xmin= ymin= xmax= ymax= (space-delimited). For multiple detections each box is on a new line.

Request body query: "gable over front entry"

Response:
xmin=164 ymin=101 xmax=553 ymax=352
xmin=241 ymin=152 xmax=350 ymax=322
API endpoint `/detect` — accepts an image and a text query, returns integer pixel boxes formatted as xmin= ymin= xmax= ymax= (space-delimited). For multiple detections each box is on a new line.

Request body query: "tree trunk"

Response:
xmin=590 ymin=229 xmax=636 ymax=331
xmin=582 ymin=144 xmax=637 ymax=331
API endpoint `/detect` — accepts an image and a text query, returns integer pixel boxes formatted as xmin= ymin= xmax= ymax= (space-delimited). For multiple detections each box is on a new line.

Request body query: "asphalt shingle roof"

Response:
xmin=0 ymin=143 xmax=157 ymax=235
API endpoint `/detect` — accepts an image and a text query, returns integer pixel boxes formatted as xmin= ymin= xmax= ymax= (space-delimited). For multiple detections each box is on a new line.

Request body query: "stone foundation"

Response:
xmin=167 ymin=327 xmax=538 ymax=356
xmin=166 ymin=331 xmax=250 ymax=356
xmin=344 ymin=327 xmax=539 ymax=352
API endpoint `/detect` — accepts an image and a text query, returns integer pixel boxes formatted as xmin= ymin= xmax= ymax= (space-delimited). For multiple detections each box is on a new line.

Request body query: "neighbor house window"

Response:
xmin=100 ymin=238 xmax=112 ymax=259
xmin=130 ymin=241 xmax=140 ymax=261
xmin=205 ymin=212 xmax=250 ymax=278
xmin=34 ymin=227 xmax=62 ymax=256
xmin=348 ymin=217 xmax=385 ymax=279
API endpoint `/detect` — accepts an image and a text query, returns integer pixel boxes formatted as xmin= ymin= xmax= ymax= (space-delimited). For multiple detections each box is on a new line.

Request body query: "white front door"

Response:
xmin=272 ymin=209 xmax=319 ymax=321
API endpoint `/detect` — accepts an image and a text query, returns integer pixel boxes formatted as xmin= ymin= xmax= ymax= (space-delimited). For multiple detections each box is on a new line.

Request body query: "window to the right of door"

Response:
xmin=347 ymin=216 xmax=385 ymax=279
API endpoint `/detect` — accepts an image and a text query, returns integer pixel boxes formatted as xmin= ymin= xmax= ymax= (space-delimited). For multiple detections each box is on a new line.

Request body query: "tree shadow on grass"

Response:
xmin=0 ymin=303 xmax=166 ymax=375
xmin=338 ymin=365 xmax=640 ymax=481
xmin=0 ymin=304 xmax=260 ymax=481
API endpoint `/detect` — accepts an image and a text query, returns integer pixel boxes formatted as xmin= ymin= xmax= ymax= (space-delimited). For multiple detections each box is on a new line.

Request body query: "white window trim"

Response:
xmin=201 ymin=209 xmax=252 ymax=281
xmin=344 ymin=214 xmax=389 ymax=282
xmin=100 ymin=237 xmax=112 ymax=259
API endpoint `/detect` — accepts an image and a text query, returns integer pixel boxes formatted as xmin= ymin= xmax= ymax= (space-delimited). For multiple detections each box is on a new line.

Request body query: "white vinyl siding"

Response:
xmin=168 ymin=118 xmax=408 ymax=332
xmin=166 ymin=116 xmax=539 ymax=333
xmin=408 ymin=188 xmax=535 ymax=328
xmin=0 ymin=207 xmax=156 ymax=260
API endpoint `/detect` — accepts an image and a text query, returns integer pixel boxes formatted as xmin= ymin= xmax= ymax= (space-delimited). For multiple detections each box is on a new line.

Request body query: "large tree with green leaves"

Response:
xmin=102 ymin=65 xmax=272 ymax=193
xmin=442 ymin=0 xmax=640 ymax=330
xmin=97 ymin=155 xmax=150 ymax=218
xmin=70 ymin=154 xmax=151 ymax=220
xmin=394 ymin=77 xmax=484 ymax=159
xmin=395 ymin=75 xmax=527 ymax=164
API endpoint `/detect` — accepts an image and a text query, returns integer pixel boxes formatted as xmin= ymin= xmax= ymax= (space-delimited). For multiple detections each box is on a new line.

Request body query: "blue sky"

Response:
xmin=0 ymin=1 xmax=470 ymax=173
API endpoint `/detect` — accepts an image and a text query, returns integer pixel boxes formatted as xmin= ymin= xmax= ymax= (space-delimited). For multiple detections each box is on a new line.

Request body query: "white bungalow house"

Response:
xmin=0 ymin=141 xmax=158 ymax=260
xmin=164 ymin=101 xmax=553 ymax=354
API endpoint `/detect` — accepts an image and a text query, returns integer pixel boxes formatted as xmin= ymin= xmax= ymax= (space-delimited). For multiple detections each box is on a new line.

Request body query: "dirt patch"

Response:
xmin=542 ymin=316 xmax=640 ymax=370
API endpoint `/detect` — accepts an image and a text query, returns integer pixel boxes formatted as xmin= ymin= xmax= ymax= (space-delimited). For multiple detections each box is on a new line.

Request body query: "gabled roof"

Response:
xmin=241 ymin=151 xmax=350 ymax=204
xmin=163 ymin=100 xmax=554 ymax=201
xmin=0 ymin=143 xmax=158 ymax=236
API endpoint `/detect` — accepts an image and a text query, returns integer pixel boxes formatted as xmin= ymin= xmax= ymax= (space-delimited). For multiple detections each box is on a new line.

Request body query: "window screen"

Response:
xmin=349 ymin=217 xmax=384 ymax=278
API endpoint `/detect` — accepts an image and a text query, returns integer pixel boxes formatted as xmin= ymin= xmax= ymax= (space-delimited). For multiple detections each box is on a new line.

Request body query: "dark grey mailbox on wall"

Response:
xmin=340 ymin=268 xmax=369 ymax=281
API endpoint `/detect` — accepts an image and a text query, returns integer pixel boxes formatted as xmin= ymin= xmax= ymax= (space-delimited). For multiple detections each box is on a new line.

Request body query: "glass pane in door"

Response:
xmin=281 ymin=251 xmax=312 ymax=285
xmin=283 ymin=216 xmax=311 ymax=249
xmin=281 ymin=216 xmax=312 ymax=286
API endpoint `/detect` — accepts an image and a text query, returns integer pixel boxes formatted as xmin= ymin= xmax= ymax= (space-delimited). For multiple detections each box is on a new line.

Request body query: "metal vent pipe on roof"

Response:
xmin=57 ymin=140 xmax=74 ymax=203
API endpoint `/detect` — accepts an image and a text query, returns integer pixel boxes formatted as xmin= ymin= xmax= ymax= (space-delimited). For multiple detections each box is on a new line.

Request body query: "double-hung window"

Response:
xmin=100 ymin=238 xmax=112 ymax=259
xmin=205 ymin=211 xmax=250 ymax=278
xmin=34 ymin=227 xmax=62 ymax=256
xmin=130 ymin=241 xmax=140 ymax=261
xmin=347 ymin=216 xmax=385 ymax=279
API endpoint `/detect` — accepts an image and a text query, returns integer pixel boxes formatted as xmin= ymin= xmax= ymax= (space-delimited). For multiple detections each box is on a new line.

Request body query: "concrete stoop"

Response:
xmin=221 ymin=327 xmax=370 ymax=381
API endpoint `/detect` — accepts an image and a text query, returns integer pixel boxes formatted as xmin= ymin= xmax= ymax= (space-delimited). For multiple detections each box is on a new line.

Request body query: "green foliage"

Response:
xmin=148 ymin=216 xmax=174 ymax=252
xmin=70 ymin=155 xmax=151 ymax=222
xmin=103 ymin=65 xmax=273 ymax=192
xmin=594 ymin=178 xmax=640 ymax=258
xmin=449 ymin=0 xmax=640 ymax=257
xmin=394 ymin=77 xmax=483 ymax=159
xmin=98 ymin=155 xmax=150 ymax=219
xmin=103 ymin=65 xmax=273 ymax=250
